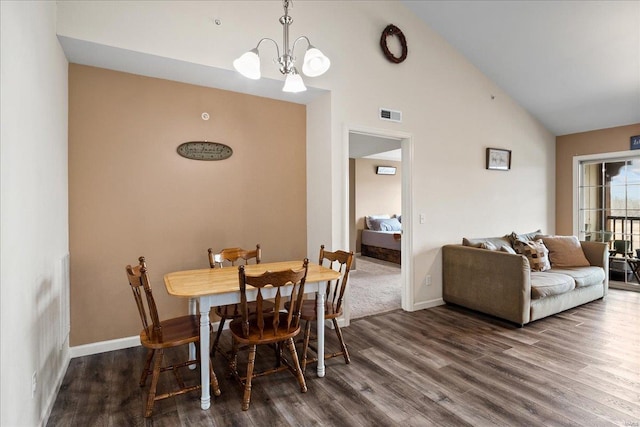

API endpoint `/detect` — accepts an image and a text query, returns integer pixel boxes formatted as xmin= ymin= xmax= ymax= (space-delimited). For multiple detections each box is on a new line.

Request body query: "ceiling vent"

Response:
xmin=379 ymin=108 xmax=402 ymax=123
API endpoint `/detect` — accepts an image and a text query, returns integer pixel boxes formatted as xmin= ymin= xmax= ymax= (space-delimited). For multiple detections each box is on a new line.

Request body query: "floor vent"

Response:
xmin=379 ymin=108 xmax=402 ymax=123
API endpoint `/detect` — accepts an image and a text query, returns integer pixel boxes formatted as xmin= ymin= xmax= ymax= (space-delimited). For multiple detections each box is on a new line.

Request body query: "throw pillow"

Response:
xmin=509 ymin=229 xmax=543 ymax=244
xmin=500 ymin=245 xmax=517 ymax=254
xmin=480 ymin=241 xmax=498 ymax=251
xmin=539 ymin=235 xmax=590 ymax=268
xmin=513 ymin=238 xmax=551 ymax=271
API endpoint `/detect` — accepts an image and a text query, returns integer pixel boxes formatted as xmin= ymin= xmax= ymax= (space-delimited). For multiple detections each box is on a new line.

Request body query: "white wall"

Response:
xmin=1 ymin=2 xmax=69 ymax=426
xmin=55 ymin=1 xmax=554 ymax=318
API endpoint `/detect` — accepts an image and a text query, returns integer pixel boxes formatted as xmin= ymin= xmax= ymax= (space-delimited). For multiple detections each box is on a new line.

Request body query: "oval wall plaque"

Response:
xmin=176 ymin=141 xmax=233 ymax=161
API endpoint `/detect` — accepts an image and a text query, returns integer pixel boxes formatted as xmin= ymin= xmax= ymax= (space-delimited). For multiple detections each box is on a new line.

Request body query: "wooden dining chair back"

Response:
xmin=208 ymin=245 xmax=262 ymax=269
xmin=207 ymin=244 xmax=275 ymax=358
xmin=298 ymin=245 xmax=354 ymax=373
xmin=228 ymin=259 xmax=309 ymax=411
xmin=125 ymin=256 xmax=220 ymax=417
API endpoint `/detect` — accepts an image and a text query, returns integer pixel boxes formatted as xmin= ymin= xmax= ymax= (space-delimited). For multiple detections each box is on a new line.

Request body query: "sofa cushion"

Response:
xmin=514 ymin=238 xmax=551 ymax=271
xmin=548 ymin=266 xmax=606 ymax=288
xmin=538 ymin=235 xmax=590 ymax=268
xmin=463 ymin=235 xmax=512 ymax=249
xmin=530 ymin=272 xmax=576 ymax=299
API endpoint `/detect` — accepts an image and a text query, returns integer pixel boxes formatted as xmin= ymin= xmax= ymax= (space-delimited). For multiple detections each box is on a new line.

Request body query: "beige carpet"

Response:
xmin=348 ymin=255 xmax=401 ymax=319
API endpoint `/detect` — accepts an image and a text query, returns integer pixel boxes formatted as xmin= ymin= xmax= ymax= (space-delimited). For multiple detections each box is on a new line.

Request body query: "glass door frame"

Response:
xmin=573 ymin=149 xmax=640 ymax=239
xmin=574 ymin=149 xmax=640 ymax=287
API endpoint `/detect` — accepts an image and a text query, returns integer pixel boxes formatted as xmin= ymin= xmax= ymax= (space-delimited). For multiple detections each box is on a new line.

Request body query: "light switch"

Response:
xmin=419 ymin=213 xmax=426 ymax=224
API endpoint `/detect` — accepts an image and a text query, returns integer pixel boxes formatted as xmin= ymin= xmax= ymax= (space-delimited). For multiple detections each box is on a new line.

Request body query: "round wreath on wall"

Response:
xmin=380 ymin=24 xmax=408 ymax=64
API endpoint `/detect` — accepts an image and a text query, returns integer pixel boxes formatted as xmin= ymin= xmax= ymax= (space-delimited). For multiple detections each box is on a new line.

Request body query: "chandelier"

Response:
xmin=233 ymin=0 xmax=331 ymax=93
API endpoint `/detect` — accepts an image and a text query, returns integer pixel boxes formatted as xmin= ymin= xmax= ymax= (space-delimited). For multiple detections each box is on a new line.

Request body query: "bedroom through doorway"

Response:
xmin=348 ymin=130 xmax=404 ymax=319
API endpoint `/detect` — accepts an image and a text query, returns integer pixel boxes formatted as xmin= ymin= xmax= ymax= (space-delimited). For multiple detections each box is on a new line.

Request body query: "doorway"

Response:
xmin=345 ymin=126 xmax=413 ymax=323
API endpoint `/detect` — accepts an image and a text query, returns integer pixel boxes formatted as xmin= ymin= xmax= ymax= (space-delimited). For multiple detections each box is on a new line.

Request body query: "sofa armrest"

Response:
xmin=580 ymin=241 xmax=608 ymax=268
xmin=580 ymin=240 xmax=609 ymax=296
xmin=443 ymin=244 xmax=531 ymax=325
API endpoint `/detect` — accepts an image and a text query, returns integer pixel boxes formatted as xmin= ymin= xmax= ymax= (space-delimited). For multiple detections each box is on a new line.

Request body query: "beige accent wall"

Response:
xmin=556 ymin=123 xmax=640 ymax=235
xmin=353 ymin=158 xmax=402 ymax=251
xmin=69 ymin=65 xmax=306 ymax=346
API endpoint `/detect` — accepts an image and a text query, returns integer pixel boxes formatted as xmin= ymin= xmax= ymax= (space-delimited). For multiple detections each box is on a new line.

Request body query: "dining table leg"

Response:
xmin=316 ymin=281 xmax=326 ymax=378
xmin=188 ymin=297 xmax=197 ymax=369
xmin=199 ymin=297 xmax=212 ymax=410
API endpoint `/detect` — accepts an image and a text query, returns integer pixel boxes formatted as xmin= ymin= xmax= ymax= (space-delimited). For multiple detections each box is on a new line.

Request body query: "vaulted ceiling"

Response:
xmin=402 ymin=0 xmax=640 ymax=136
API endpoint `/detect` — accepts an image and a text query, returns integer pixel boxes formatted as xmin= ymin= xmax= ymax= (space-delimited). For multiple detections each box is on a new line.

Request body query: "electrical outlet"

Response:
xmin=31 ymin=371 xmax=37 ymax=398
xmin=425 ymin=275 xmax=432 ymax=286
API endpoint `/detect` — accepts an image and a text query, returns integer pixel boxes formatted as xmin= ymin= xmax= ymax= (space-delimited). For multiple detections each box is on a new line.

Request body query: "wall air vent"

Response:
xmin=379 ymin=108 xmax=402 ymax=123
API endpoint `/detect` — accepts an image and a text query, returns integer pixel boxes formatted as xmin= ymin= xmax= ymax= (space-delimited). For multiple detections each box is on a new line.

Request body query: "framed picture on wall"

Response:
xmin=631 ymin=135 xmax=640 ymax=150
xmin=486 ymin=148 xmax=511 ymax=171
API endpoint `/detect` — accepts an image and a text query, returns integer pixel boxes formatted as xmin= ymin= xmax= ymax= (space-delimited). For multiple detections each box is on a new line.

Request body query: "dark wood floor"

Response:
xmin=48 ymin=289 xmax=640 ymax=426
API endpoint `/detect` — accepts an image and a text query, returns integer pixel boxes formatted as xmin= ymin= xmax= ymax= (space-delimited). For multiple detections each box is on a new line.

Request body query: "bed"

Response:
xmin=360 ymin=215 xmax=401 ymax=264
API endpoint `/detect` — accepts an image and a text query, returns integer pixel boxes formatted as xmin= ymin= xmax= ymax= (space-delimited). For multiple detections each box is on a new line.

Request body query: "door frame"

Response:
xmin=343 ymin=124 xmax=414 ymax=325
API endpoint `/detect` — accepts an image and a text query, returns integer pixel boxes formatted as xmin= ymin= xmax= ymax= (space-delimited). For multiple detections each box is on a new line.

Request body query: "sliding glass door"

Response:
xmin=578 ymin=156 xmax=640 ymax=284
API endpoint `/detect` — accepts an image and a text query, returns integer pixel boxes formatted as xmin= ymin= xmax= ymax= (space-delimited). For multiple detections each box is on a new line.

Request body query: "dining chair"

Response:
xmin=125 ymin=256 xmax=220 ymax=417
xmin=228 ymin=259 xmax=310 ymax=411
xmin=207 ymin=245 xmax=275 ymax=358
xmin=297 ymin=245 xmax=354 ymax=373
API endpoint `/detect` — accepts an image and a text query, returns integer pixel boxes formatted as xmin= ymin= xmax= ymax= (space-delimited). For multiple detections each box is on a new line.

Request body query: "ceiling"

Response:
xmin=402 ymin=0 xmax=640 ymax=136
xmin=59 ymin=2 xmax=639 ymax=137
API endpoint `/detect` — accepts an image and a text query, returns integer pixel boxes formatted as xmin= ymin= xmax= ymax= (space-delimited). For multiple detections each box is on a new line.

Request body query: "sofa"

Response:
xmin=442 ymin=231 xmax=609 ymax=326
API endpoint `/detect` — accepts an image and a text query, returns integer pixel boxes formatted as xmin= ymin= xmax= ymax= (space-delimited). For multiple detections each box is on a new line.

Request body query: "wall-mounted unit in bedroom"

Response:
xmin=379 ymin=108 xmax=402 ymax=123
xmin=376 ymin=166 xmax=396 ymax=175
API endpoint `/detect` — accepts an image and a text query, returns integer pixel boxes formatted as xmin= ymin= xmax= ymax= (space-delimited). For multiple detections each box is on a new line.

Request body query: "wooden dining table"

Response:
xmin=164 ymin=260 xmax=341 ymax=410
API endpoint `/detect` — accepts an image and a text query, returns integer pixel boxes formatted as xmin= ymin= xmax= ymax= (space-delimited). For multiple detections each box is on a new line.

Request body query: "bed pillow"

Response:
xmin=365 ymin=214 xmax=391 ymax=229
xmin=369 ymin=217 xmax=402 ymax=231
xmin=538 ymin=235 xmax=590 ymax=267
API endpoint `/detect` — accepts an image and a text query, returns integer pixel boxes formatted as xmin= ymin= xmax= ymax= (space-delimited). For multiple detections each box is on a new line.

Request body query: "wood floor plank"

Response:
xmin=47 ymin=289 xmax=640 ymax=426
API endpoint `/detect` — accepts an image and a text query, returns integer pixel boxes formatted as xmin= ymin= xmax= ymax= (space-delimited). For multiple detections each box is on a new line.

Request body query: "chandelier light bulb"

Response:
xmin=282 ymin=68 xmax=306 ymax=93
xmin=233 ymin=48 xmax=261 ymax=80
xmin=302 ymin=46 xmax=330 ymax=77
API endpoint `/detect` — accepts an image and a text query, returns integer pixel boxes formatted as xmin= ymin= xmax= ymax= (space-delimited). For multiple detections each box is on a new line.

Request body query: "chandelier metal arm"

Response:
xmin=291 ymin=35 xmax=311 ymax=53
xmin=255 ymin=37 xmax=281 ymax=60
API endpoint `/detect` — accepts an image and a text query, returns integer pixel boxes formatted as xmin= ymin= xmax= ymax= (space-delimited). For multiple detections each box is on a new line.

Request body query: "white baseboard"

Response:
xmin=69 ymin=320 xmax=227 ymax=358
xmin=412 ymin=297 xmax=445 ymax=311
xmin=70 ymin=335 xmax=141 ymax=358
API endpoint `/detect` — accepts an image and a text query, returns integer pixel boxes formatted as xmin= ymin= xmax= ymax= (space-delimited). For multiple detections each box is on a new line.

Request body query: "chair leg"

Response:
xmin=242 ymin=345 xmax=257 ymax=411
xmin=140 ymin=349 xmax=155 ymax=387
xmin=332 ymin=318 xmax=351 ymax=364
xmin=301 ymin=319 xmax=313 ymax=374
xmin=229 ymin=338 xmax=239 ymax=379
xmin=209 ymin=357 xmax=221 ymax=397
xmin=212 ymin=315 xmax=226 ymax=358
xmin=286 ymin=338 xmax=307 ymax=393
xmin=145 ymin=349 xmax=164 ymax=418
